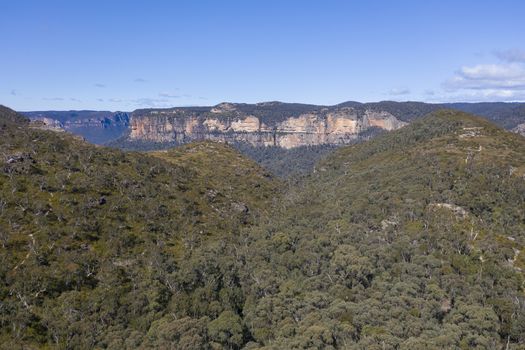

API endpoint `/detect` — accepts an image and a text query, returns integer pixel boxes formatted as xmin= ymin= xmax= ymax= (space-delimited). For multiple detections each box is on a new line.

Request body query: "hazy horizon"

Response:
xmin=13 ymin=99 xmax=525 ymax=113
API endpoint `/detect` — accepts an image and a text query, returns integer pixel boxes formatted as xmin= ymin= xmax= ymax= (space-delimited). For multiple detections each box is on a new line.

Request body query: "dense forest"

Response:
xmin=1 ymin=105 xmax=525 ymax=349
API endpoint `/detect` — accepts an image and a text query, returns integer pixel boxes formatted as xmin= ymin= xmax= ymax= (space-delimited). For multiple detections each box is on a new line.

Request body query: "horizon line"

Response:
xmin=12 ymin=99 xmax=525 ymax=113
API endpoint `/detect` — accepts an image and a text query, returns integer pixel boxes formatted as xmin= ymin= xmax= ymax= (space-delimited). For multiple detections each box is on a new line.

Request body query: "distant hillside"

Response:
xmin=118 ymin=101 xmax=525 ymax=150
xmin=20 ymin=102 xmax=524 ymax=179
xmin=22 ymin=102 xmax=524 ymax=150
xmin=111 ymin=101 xmax=525 ymax=154
xmin=447 ymin=102 xmax=525 ymax=129
xmin=17 ymin=102 xmax=525 ymax=181
xmin=22 ymin=110 xmax=130 ymax=144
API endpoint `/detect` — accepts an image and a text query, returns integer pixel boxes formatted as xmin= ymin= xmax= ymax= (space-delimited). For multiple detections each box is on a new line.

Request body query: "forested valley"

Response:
xmin=1 ymin=106 xmax=525 ymax=349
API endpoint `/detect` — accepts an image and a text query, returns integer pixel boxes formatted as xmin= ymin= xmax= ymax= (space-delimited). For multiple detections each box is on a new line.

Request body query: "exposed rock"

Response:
xmin=29 ymin=118 xmax=65 ymax=132
xmin=512 ymin=122 xmax=525 ymax=136
xmin=3 ymin=153 xmax=39 ymax=175
xmin=458 ymin=127 xmax=484 ymax=138
xmin=113 ymin=259 xmax=134 ymax=267
xmin=381 ymin=217 xmax=399 ymax=230
xmin=440 ymin=298 xmax=452 ymax=314
xmin=231 ymin=202 xmax=249 ymax=214
xmin=428 ymin=203 xmax=469 ymax=219
xmin=6 ymin=153 xmax=29 ymax=164
xmin=20 ymin=101 xmax=525 ymax=148
xmin=129 ymin=104 xmax=407 ymax=149
xmin=206 ymin=189 xmax=220 ymax=202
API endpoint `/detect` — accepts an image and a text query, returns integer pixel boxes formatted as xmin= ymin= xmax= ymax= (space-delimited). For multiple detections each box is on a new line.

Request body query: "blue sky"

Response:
xmin=1 ymin=0 xmax=525 ymax=111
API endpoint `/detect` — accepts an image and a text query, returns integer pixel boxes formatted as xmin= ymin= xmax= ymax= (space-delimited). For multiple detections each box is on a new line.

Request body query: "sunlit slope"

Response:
xmin=240 ymin=110 xmax=525 ymax=349
xmin=0 ymin=106 xmax=279 ymax=348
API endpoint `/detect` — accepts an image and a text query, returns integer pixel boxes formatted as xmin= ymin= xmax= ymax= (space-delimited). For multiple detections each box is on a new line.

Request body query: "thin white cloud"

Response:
xmin=131 ymin=97 xmax=171 ymax=108
xmin=458 ymin=89 xmax=525 ymax=100
xmin=494 ymin=49 xmax=525 ymax=63
xmin=462 ymin=64 xmax=524 ymax=81
xmin=432 ymin=88 xmax=525 ymax=103
xmin=158 ymin=92 xmax=181 ymax=99
xmin=388 ymin=88 xmax=410 ymax=96
xmin=444 ymin=63 xmax=525 ymax=90
xmin=442 ymin=50 xmax=525 ymax=101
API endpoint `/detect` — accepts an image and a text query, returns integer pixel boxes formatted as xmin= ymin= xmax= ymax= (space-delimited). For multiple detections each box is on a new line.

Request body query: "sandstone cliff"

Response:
xmin=23 ymin=101 xmax=525 ymax=148
xmin=129 ymin=102 xmax=408 ymax=149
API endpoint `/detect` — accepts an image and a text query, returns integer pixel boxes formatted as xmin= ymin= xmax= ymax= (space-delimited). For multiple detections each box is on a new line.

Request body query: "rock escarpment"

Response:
xmin=23 ymin=102 xmax=525 ymax=148
xmin=23 ymin=111 xmax=130 ymax=144
xmin=129 ymin=102 xmax=408 ymax=148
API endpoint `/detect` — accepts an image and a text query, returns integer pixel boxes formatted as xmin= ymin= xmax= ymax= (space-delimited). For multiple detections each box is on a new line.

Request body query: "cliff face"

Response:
xmin=129 ymin=103 xmax=407 ymax=148
xmin=23 ymin=111 xmax=130 ymax=144
xmin=22 ymin=102 xmax=525 ymax=149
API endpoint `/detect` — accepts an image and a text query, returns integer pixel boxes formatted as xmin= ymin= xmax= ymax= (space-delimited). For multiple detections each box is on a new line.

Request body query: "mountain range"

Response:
xmin=22 ymin=101 xmax=525 ymax=147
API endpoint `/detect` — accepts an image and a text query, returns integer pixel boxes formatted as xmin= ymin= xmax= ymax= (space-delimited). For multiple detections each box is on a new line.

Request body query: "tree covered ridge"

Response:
xmin=0 ymin=106 xmax=279 ymax=349
xmin=265 ymin=109 xmax=525 ymax=348
xmin=1 ymin=106 xmax=524 ymax=349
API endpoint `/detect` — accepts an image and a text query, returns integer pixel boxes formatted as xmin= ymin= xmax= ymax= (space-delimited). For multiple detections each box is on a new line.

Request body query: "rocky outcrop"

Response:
xmin=513 ymin=123 xmax=525 ymax=137
xmin=29 ymin=117 xmax=65 ymax=131
xmin=129 ymin=103 xmax=407 ymax=149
